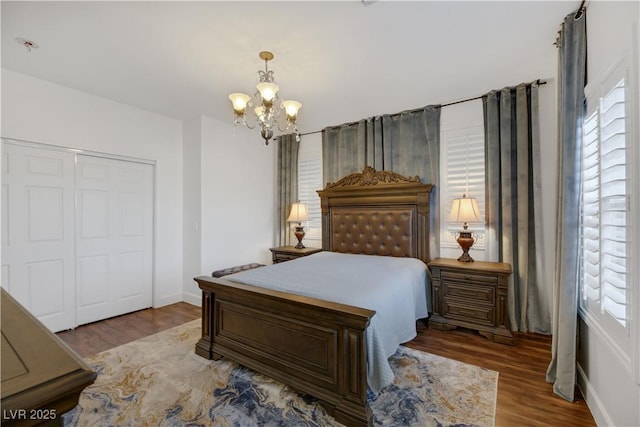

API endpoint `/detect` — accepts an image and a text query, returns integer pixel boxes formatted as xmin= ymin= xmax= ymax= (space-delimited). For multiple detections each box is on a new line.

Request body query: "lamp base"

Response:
xmin=456 ymin=230 xmax=475 ymax=262
xmin=293 ymin=225 xmax=306 ymax=249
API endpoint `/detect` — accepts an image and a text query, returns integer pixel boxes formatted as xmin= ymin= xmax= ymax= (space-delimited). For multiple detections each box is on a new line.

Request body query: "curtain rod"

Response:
xmin=297 ymin=79 xmax=547 ymax=138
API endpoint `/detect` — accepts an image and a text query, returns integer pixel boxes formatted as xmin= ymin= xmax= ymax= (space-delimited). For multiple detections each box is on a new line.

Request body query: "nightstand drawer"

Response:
xmin=269 ymin=246 xmax=323 ymax=264
xmin=443 ymin=281 xmax=495 ymax=303
xmin=273 ymin=253 xmax=299 ymax=263
xmin=443 ymin=300 xmax=495 ymax=325
xmin=441 ymin=270 xmax=498 ymax=284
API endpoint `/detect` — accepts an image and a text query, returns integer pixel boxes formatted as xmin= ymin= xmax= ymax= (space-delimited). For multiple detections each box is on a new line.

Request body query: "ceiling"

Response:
xmin=1 ymin=1 xmax=579 ymax=134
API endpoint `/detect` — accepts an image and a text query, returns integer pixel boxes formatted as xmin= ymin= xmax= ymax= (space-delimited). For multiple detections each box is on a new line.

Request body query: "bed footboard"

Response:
xmin=195 ymin=275 xmax=375 ymax=427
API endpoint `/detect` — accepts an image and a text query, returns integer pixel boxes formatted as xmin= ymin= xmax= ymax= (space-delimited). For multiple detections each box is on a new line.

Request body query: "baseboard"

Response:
xmin=182 ymin=291 xmax=202 ymax=307
xmin=153 ymin=292 xmax=182 ymax=308
xmin=577 ymin=362 xmax=614 ymax=427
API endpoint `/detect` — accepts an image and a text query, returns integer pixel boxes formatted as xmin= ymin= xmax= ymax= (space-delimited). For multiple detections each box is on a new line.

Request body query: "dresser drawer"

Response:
xmin=443 ymin=281 xmax=495 ymax=304
xmin=443 ymin=300 xmax=495 ymax=326
xmin=441 ymin=270 xmax=498 ymax=284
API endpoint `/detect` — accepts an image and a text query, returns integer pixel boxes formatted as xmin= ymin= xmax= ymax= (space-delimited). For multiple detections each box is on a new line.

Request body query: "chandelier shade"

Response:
xmin=228 ymin=93 xmax=251 ymax=115
xmin=256 ymin=82 xmax=279 ymax=102
xmin=228 ymin=51 xmax=302 ymax=145
xmin=283 ymin=100 xmax=302 ymax=120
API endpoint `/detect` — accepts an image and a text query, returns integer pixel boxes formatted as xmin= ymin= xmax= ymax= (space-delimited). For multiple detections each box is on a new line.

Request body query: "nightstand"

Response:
xmin=269 ymin=246 xmax=323 ymax=263
xmin=428 ymin=257 xmax=513 ymax=344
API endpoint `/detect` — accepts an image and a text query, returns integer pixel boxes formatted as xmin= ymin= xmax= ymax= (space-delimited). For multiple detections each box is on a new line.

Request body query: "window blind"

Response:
xmin=598 ymin=78 xmax=628 ymax=325
xmin=297 ymin=135 xmax=323 ymax=244
xmin=442 ymin=127 xmax=486 ymax=248
xmin=581 ymin=77 xmax=629 ymax=329
xmin=581 ymin=109 xmax=601 ymax=305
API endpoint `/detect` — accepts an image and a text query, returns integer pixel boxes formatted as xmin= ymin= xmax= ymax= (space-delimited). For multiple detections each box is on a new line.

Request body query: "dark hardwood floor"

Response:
xmin=57 ymin=303 xmax=595 ymax=427
xmin=56 ymin=302 xmax=201 ymax=357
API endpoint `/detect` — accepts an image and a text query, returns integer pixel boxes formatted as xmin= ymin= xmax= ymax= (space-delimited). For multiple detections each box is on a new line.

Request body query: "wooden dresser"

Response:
xmin=428 ymin=257 xmax=513 ymax=344
xmin=269 ymin=246 xmax=323 ymax=263
xmin=1 ymin=289 xmax=96 ymax=425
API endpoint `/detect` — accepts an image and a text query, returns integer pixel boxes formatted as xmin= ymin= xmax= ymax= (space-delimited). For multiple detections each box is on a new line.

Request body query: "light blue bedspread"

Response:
xmin=226 ymin=251 xmax=429 ymax=392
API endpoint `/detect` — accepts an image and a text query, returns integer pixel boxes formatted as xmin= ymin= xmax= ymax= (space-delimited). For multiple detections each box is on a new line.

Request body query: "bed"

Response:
xmin=194 ymin=167 xmax=433 ymax=427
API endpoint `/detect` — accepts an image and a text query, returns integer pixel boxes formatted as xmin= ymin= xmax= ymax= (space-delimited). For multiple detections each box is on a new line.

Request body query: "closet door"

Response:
xmin=1 ymin=143 xmax=76 ymax=332
xmin=75 ymin=155 xmax=153 ymax=325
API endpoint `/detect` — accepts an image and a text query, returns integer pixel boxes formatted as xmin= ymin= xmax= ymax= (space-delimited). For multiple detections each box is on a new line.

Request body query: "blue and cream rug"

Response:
xmin=64 ymin=320 xmax=498 ymax=427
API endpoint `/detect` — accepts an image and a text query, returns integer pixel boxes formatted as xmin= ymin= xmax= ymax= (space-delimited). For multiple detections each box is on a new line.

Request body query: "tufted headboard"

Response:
xmin=317 ymin=167 xmax=433 ymax=264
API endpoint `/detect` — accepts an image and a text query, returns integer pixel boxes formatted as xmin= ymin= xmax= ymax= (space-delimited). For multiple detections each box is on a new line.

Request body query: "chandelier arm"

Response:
xmin=235 ymin=114 xmax=257 ymax=130
xmin=276 ymin=121 xmax=292 ymax=133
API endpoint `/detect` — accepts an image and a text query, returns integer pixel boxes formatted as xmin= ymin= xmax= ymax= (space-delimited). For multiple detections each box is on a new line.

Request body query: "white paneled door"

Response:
xmin=75 ymin=155 xmax=153 ymax=325
xmin=1 ymin=142 xmax=154 ymax=332
xmin=2 ymin=144 xmax=76 ymax=332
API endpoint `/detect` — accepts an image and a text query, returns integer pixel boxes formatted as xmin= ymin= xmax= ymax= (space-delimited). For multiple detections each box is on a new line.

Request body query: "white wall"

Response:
xmin=181 ymin=115 xmax=276 ymax=304
xmin=576 ymin=2 xmax=640 ymax=427
xmin=1 ymin=69 xmax=184 ymax=307
xmin=182 ymin=117 xmax=202 ymax=304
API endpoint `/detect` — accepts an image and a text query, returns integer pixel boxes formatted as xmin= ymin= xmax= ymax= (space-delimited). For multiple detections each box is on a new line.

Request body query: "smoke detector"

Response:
xmin=15 ymin=37 xmax=39 ymax=52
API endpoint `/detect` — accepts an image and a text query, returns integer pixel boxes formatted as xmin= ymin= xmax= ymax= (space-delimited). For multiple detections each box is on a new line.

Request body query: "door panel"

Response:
xmin=76 ymin=254 xmax=110 ymax=308
xmin=75 ymin=155 xmax=153 ymax=325
xmin=78 ymin=189 xmax=109 ymax=239
xmin=119 ymin=250 xmax=146 ymax=299
xmin=1 ymin=143 xmax=76 ymax=332
xmin=27 ymin=186 xmax=64 ymax=241
xmin=27 ymin=259 xmax=65 ymax=318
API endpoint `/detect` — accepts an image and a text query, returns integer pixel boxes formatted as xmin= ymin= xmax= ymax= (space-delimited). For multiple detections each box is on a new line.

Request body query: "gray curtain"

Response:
xmin=380 ymin=106 xmax=442 ymax=257
xmin=322 ymin=119 xmax=374 ymax=185
xmin=322 ymin=107 xmax=441 ymax=256
xmin=276 ymin=133 xmax=299 ymax=246
xmin=483 ymin=82 xmax=549 ymax=334
xmin=380 ymin=106 xmax=441 ymax=185
xmin=546 ymin=9 xmax=587 ymax=402
xmin=322 ymin=106 xmax=440 ymax=184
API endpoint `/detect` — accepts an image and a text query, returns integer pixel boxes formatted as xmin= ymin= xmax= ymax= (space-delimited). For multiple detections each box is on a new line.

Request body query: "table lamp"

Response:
xmin=287 ymin=202 xmax=310 ymax=249
xmin=449 ymin=194 xmax=481 ymax=262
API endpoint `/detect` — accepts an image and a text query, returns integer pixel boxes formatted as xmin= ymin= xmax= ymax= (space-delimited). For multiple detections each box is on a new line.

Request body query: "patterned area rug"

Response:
xmin=64 ymin=320 xmax=498 ymax=427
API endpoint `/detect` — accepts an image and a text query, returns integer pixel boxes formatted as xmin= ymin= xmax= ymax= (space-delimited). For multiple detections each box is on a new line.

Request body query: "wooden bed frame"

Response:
xmin=194 ymin=167 xmax=433 ymax=427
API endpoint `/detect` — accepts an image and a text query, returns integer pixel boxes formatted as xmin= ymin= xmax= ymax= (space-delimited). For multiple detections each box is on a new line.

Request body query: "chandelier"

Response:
xmin=228 ymin=51 xmax=302 ymax=145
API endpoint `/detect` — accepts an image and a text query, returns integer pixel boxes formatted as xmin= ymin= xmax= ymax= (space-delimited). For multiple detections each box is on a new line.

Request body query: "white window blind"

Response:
xmin=581 ymin=109 xmax=601 ymax=305
xmin=581 ymin=75 xmax=630 ymax=331
xmin=297 ymin=134 xmax=323 ymax=246
xmin=442 ymin=126 xmax=486 ymax=249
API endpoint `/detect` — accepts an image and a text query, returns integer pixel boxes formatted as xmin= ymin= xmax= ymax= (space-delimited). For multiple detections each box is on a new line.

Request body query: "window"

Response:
xmin=441 ymin=125 xmax=486 ymax=251
xmin=297 ymin=133 xmax=323 ymax=247
xmin=580 ymin=62 xmax=631 ymax=349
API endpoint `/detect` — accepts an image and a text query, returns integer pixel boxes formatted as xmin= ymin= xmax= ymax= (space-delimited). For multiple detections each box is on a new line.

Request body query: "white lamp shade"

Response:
xmin=283 ymin=100 xmax=302 ymax=118
xmin=256 ymin=82 xmax=279 ymax=102
xmin=287 ymin=202 xmax=310 ymax=222
xmin=228 ymin=93 xmax=251 ymax=113
xmin=449 ymin=195 xmax=481 ymax=223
